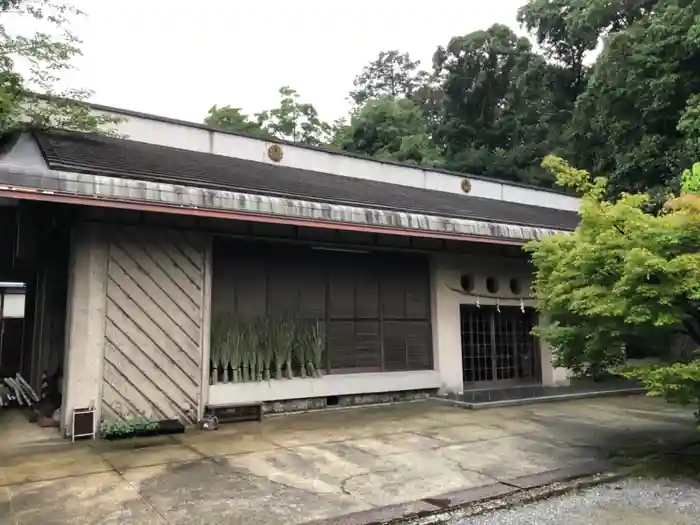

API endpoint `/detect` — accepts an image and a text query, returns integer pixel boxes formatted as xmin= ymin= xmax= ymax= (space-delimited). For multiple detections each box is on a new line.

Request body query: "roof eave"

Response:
xmin=0 ymin=164 xmax=573 ymax=244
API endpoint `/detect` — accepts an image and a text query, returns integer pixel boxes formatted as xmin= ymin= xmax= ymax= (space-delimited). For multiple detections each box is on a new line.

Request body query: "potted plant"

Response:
xmin=256 ymin=316 xmax=274 ymax=380
xmin=295 ymin=319 xmax=312 ymax=378
xmin=246 ymin=319 xmax=264 ymax=381
xmin=248 ymin=333 xmax=259 ymax=382
xmin=221 ymin=320 xmax=237 ymax=383
xmin=309 ymin=319 xmax=325 ymax=377
xmin=209 ymin=316 xmax=225 ymax=384
xmin=268 ymin=316 xmax=285 ymax=380
xmin=228 ymin=319 xmax=244 ymax=383
xmin=233 ymin=319 xmax=245 ymax=382
xmin=157 ymin=418 xmax=186 ymax=435
xmin=240 ymin=329 xmax=250 ymax=382
xmin=280 ymin=315 xmax=297 ymax=379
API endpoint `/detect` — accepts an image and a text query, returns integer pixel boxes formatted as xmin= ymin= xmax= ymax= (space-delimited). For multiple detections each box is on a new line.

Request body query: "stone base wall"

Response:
xmin=262 ymin=389 xmax=435 ymax=415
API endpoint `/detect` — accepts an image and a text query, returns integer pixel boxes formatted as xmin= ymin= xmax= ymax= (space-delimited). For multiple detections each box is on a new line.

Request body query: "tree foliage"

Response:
xmin=204 ymin=0 xmax=700 ymax=195
xmin=0 ymin=0 xmax=118 ymax=136
xmin=208 ymin=86 xmax=330 ymax=146
xmin=204 ymin=105 xmax=268 ymax=138
xmin=517 ymin=0 xmax=659 ymax=99
xmin=255 ymin=86 xmax=330 ymax=146
xmin=332 ymin=96 xmax=442 ymax=166
xmin=433 ymin=24 xmax=564 ymax=185
xmin=349 ymin=50 xmax=427 ymax=106
xmin=527 ymin=156 xmax=700 ymax=416
xmin=569 ymin=0 xmax=700 ymax=197
xmin=624 ymin=359 xmax=700 ymax=421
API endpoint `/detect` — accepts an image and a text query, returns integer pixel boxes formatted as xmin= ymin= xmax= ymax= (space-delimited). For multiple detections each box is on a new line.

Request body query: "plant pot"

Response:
xmin=132 ymin=428 xmax=163 ymax=438
xmin=158 ymin=419 xmax=185 ymax=435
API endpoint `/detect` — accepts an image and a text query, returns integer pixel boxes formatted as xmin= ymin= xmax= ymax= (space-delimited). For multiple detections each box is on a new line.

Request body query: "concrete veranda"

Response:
xmin=0 ymin=396 xmax=697 ymax=525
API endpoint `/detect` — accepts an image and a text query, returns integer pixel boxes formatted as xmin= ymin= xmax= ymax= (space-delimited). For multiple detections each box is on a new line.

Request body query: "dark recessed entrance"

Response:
xmin=460 ymin=305 xmax=539 ymax=387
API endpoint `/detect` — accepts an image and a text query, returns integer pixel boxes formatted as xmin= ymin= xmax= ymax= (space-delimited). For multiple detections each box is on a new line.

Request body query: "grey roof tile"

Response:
xmin=34 ymin=131 xmax=579 ymax=230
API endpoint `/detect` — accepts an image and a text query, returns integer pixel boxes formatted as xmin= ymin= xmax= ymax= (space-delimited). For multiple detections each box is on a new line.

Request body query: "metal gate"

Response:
xmin=461 ymin=305 xmax=539 ymax=386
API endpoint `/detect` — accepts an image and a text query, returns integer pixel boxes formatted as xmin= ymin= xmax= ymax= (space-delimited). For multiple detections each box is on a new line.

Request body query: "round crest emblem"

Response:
xmin=268 ymin=144 xmax=284 ymax=162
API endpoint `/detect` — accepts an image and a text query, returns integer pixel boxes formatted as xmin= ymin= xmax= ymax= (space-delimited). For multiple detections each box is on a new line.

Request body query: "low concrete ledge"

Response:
xmin=207 ymin=370 xmax=442 ymax=406
xmin=431 ymin=387 xmax=646 ymax=410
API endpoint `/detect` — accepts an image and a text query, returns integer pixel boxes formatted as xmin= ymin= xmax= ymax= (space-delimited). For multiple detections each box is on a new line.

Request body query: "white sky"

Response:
xmin=56 ymin=0 xmax=526 ymax=124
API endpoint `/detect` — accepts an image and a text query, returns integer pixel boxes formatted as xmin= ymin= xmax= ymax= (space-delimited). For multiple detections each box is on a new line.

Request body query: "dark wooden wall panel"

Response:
xmin=354 ymin=267 xmax=379 ymax=318
xmin=212 ymin=238 xmax=433 ymax=373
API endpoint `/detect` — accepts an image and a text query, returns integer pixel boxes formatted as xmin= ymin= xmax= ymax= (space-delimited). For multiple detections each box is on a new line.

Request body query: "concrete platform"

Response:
xmin=434 ymin=381 xmax=646 ymax=409
xmin=0 ymin=395 xmax=696 ymax=524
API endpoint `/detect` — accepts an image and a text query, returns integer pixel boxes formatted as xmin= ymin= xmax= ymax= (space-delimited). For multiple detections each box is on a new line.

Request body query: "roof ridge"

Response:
xmin=79 ymin=100 xmax=573 ymax=196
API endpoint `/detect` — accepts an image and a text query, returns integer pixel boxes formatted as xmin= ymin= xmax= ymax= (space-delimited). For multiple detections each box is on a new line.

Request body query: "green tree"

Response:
xmin=204 ymin=105 xmax=268 ymax=137
xmin=256 ymin=86 xmax=330 ymax=146
xmin=678 ymin=94 xmax=700 ymax=166
xmin=569 ymin=0 xmax=700 ymax=197
xmin=625 ymin=164 xmax=700 ymax=421
xmin=350 ymin=50 xmax=426 ymax=105
xmin=333 ymin=96 xmax=442 ymax=166
xmin=526 ymin=156 xmax=700 ymax=417
xmin=517 ymin=0 xmax=659 ymax=101
xmin=0 ymin=0 xmax=118 ymax=136
xmin=433 ymin=24 xmax=562 ymax=185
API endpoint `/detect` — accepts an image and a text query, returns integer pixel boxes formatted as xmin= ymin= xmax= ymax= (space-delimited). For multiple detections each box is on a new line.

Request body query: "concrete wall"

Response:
xmin=62 ymin=223 xmax=109 ymax=433
xmin=101 ymin=227 xmax=210 ymax=424
xmin=430 ymin=253 xmax=570 ymax=394
xmin=62 ymin=223 xmax=212 ymax=435
xmin=99 ymin=110 xmax=580 ymax=212
xmin=208 ymin=371 xmax=442 ymax=406
xmin=61 ymin=220 xmax=569 ymax=433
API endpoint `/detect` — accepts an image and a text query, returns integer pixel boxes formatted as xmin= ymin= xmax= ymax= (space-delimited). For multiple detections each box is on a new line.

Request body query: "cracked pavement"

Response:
xmin=0 ymin=396 xmax=697 ymax=524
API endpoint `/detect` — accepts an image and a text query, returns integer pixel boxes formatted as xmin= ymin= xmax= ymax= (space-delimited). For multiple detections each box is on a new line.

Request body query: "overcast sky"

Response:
xmin=58 ymin=0 xmax=526 ymax=124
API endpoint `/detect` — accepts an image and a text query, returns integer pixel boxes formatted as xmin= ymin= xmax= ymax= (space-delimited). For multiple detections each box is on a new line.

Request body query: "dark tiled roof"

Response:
xmin=33 ymin=131 xmax=579 ymax=230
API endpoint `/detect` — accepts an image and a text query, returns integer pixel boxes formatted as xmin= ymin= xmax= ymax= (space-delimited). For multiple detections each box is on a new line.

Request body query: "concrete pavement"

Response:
xmin=0 ymin=396 xmax=696 ymax=524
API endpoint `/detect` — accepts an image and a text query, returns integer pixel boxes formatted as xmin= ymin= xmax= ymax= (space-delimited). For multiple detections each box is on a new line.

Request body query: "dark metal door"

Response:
xmin=461 ymin=305 xmax=539 ymax=386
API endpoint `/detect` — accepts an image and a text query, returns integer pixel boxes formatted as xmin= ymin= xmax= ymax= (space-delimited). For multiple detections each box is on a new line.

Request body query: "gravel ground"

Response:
xmin=456 ymin=478 xmax=700 ymax=525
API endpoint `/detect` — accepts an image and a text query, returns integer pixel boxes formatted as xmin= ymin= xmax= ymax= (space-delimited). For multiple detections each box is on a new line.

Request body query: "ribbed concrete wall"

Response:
xmin=101 ymin=227 xmax=207 ymax=423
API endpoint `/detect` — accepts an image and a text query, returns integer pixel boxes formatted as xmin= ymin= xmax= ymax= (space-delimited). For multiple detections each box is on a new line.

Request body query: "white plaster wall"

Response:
xmin=537 ymin=313 xmax=572 ymax=387
xmin=1 ymin=133 xmax=49 ymax=168
xmin=208 ymin=371 xmax=442 ymax=406
xmin=430 ymin=256 xmax=464 ymax=394
xmin=435 ymin=252 xmax=535 ymax=303
xmin=430 ymin=252 xmax=569 ymax=393
xmin=61 ymin=223 xmax=109 ymax=435
xmin=97 ymin=110 xmax=212 ymax=152
xmin=103 ymin=110 xmax=580 ymax=212
xmin=539 ymin=338 xmax=572 ymax=387
xmin=503 ymin=186 xmax=577 ymax=211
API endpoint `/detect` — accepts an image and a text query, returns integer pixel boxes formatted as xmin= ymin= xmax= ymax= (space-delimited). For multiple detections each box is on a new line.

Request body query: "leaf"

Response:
xmin=529 ymin=156 xmax=700 ymax=391
xmin=0 ymin=1 xmax=121 ymax=137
